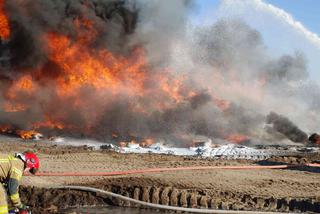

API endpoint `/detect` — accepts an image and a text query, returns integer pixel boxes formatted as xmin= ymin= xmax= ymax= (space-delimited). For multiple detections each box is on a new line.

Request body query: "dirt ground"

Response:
xmin=0 ymin=136 xmax=319 ymax=213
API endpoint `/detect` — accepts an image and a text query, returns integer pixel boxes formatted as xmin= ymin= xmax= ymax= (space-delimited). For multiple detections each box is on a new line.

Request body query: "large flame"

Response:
xmin=1 ymin=17 xmax=193 ymax=139
xmin=43 ymin=18 xmax=147 ymax=100
xmin=0 ymin=0 xmax=9 ymax=40
xmin=0 ymin=4 xmax=272 ymax=145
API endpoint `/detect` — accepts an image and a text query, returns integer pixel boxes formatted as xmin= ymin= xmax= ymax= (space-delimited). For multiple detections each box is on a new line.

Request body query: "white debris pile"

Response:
xmin=49 ymin=137 xmax=318 ymax=160
xmin=118 ymin=143 xmax=271 ymax=160
xmin=52 ymin=137 xmax=105 ymax=149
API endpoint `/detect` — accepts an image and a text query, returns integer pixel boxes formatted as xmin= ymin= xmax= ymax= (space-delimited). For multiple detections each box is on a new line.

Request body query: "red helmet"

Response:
xmin=24 ymin=152 xmax=39 ymax=174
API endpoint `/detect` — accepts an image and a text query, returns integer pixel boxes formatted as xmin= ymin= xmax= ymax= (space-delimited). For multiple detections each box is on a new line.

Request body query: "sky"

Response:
xmin=192 ymin=0 xmax=320 ymax=83
xmin=194 ymin=0 xmax=320 ymax=35
xmin=266 ymin=0 xmax=320 ymax=35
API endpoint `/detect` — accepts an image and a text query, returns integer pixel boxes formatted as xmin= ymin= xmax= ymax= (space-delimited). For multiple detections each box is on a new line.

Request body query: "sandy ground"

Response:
xmin=0 ymin=136 xmax=319 ymax=213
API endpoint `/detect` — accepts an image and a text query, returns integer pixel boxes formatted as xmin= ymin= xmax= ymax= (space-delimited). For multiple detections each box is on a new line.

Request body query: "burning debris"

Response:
xmin=0 ymin=0 xmax=318 ymax=146
xmin=225 ymin=134 xmax=250 ymax=144
xmin=308 ymin=133 xmax=320 ymax=146
xmin=0 ymin=125 xmax=43 ymax=139
xmin=15 ymin=130 xmax=43 ymax=140
xmin=103 ymin=141 xmax=320 ymax=160
xmin=102 ymin=139 xmax=272 ymax=159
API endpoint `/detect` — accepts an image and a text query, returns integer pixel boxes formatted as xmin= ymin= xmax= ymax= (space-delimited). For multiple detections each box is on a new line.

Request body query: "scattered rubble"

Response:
xmin=40 ymin=136 xmax=320 ymax=160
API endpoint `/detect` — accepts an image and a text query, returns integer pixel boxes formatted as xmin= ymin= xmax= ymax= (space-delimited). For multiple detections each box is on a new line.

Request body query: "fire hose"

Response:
xmin=49 ymin=185 xmax=298 ymax=214
xmin=28 ymin=163 xmax=320 ymax=176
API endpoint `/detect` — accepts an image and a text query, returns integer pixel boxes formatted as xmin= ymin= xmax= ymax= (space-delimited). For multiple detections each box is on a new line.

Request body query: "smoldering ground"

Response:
xmin=0 ymin=0 xmax=318 ymax=144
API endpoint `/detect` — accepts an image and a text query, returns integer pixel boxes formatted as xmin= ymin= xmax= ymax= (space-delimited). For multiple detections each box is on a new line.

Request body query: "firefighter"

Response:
xmin=0 ymin=152 xmax=39 ymax=214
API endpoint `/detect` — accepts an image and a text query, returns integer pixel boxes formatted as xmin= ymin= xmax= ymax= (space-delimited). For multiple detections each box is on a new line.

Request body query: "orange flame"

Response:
xmin=0 ymin=125 xmax=41 ymax=140
xmin=213 ymin=96 xmax=231 ymax=112
xmin=0 ymin=124 xmax=11 ymax=133
xmin=160 ymin=75 xmax=184 ymax=103
xmin=5 ymin=75 xmax=35 ymax=99
xmin=226 ymin=134 xmax=249 ymax=144
xmin=16 ymin=130 xmax=40 ymax=140
xmin=111 ymin=133 xmax=121 ymax=139
xmin=140 ymin=138 xmax=155 ymax=147
xmin=46 ymin=32 xmax=146 ymax=96
xmin=0 ymin=0 xmax=10 ymax=40
xmin=32 ymin=119 xmax=65 ymax=130
xmin=0 ymin=15 xmax=196 ymax=138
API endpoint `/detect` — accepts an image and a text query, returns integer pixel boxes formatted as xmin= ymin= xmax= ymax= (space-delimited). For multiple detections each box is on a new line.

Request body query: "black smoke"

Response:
xmin=0 ymin=1 xmax=317 ymax=145
xmin=266 ymin=112 xmax=308 ymax=143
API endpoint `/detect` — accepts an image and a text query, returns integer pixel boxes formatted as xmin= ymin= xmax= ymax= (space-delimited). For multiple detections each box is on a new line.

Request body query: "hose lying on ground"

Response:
xmin=38 ymin=165 xmax=318 ymax=213
xmin=26 ymin=163 xmax=320 ymax=177
xmin=50 ymin=185 xmax=298 ymax=214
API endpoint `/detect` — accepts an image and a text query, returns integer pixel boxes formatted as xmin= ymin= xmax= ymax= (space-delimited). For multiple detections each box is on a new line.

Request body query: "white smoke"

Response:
xmin=86 ymin=0 xmax=320 ymax=140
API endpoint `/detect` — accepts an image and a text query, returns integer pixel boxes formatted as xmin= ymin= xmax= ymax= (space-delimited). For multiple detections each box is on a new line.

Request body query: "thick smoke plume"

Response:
xmin=266 ymin=112 xmax=308 ymax=143
xmin=0 ymin=0 xmax=318 ymax=145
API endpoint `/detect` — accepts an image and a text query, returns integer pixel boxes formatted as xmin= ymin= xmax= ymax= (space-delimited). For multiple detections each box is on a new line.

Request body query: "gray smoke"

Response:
xmin=0 ymin=0 xmax=318 ymax=144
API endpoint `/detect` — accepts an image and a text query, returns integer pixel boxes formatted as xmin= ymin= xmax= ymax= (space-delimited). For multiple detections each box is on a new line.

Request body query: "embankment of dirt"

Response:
xmin=20 ymin=182 xmax=320 ymax=214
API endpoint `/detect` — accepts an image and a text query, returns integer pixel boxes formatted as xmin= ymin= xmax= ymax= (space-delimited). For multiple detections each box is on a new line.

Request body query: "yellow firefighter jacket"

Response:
xmin=0 ymin=154 xmax=24 ymax=207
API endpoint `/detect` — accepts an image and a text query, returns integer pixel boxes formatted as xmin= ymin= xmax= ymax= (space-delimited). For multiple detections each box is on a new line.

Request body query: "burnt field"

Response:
xmin=0 ymin=137 xmax=318 ymax=213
